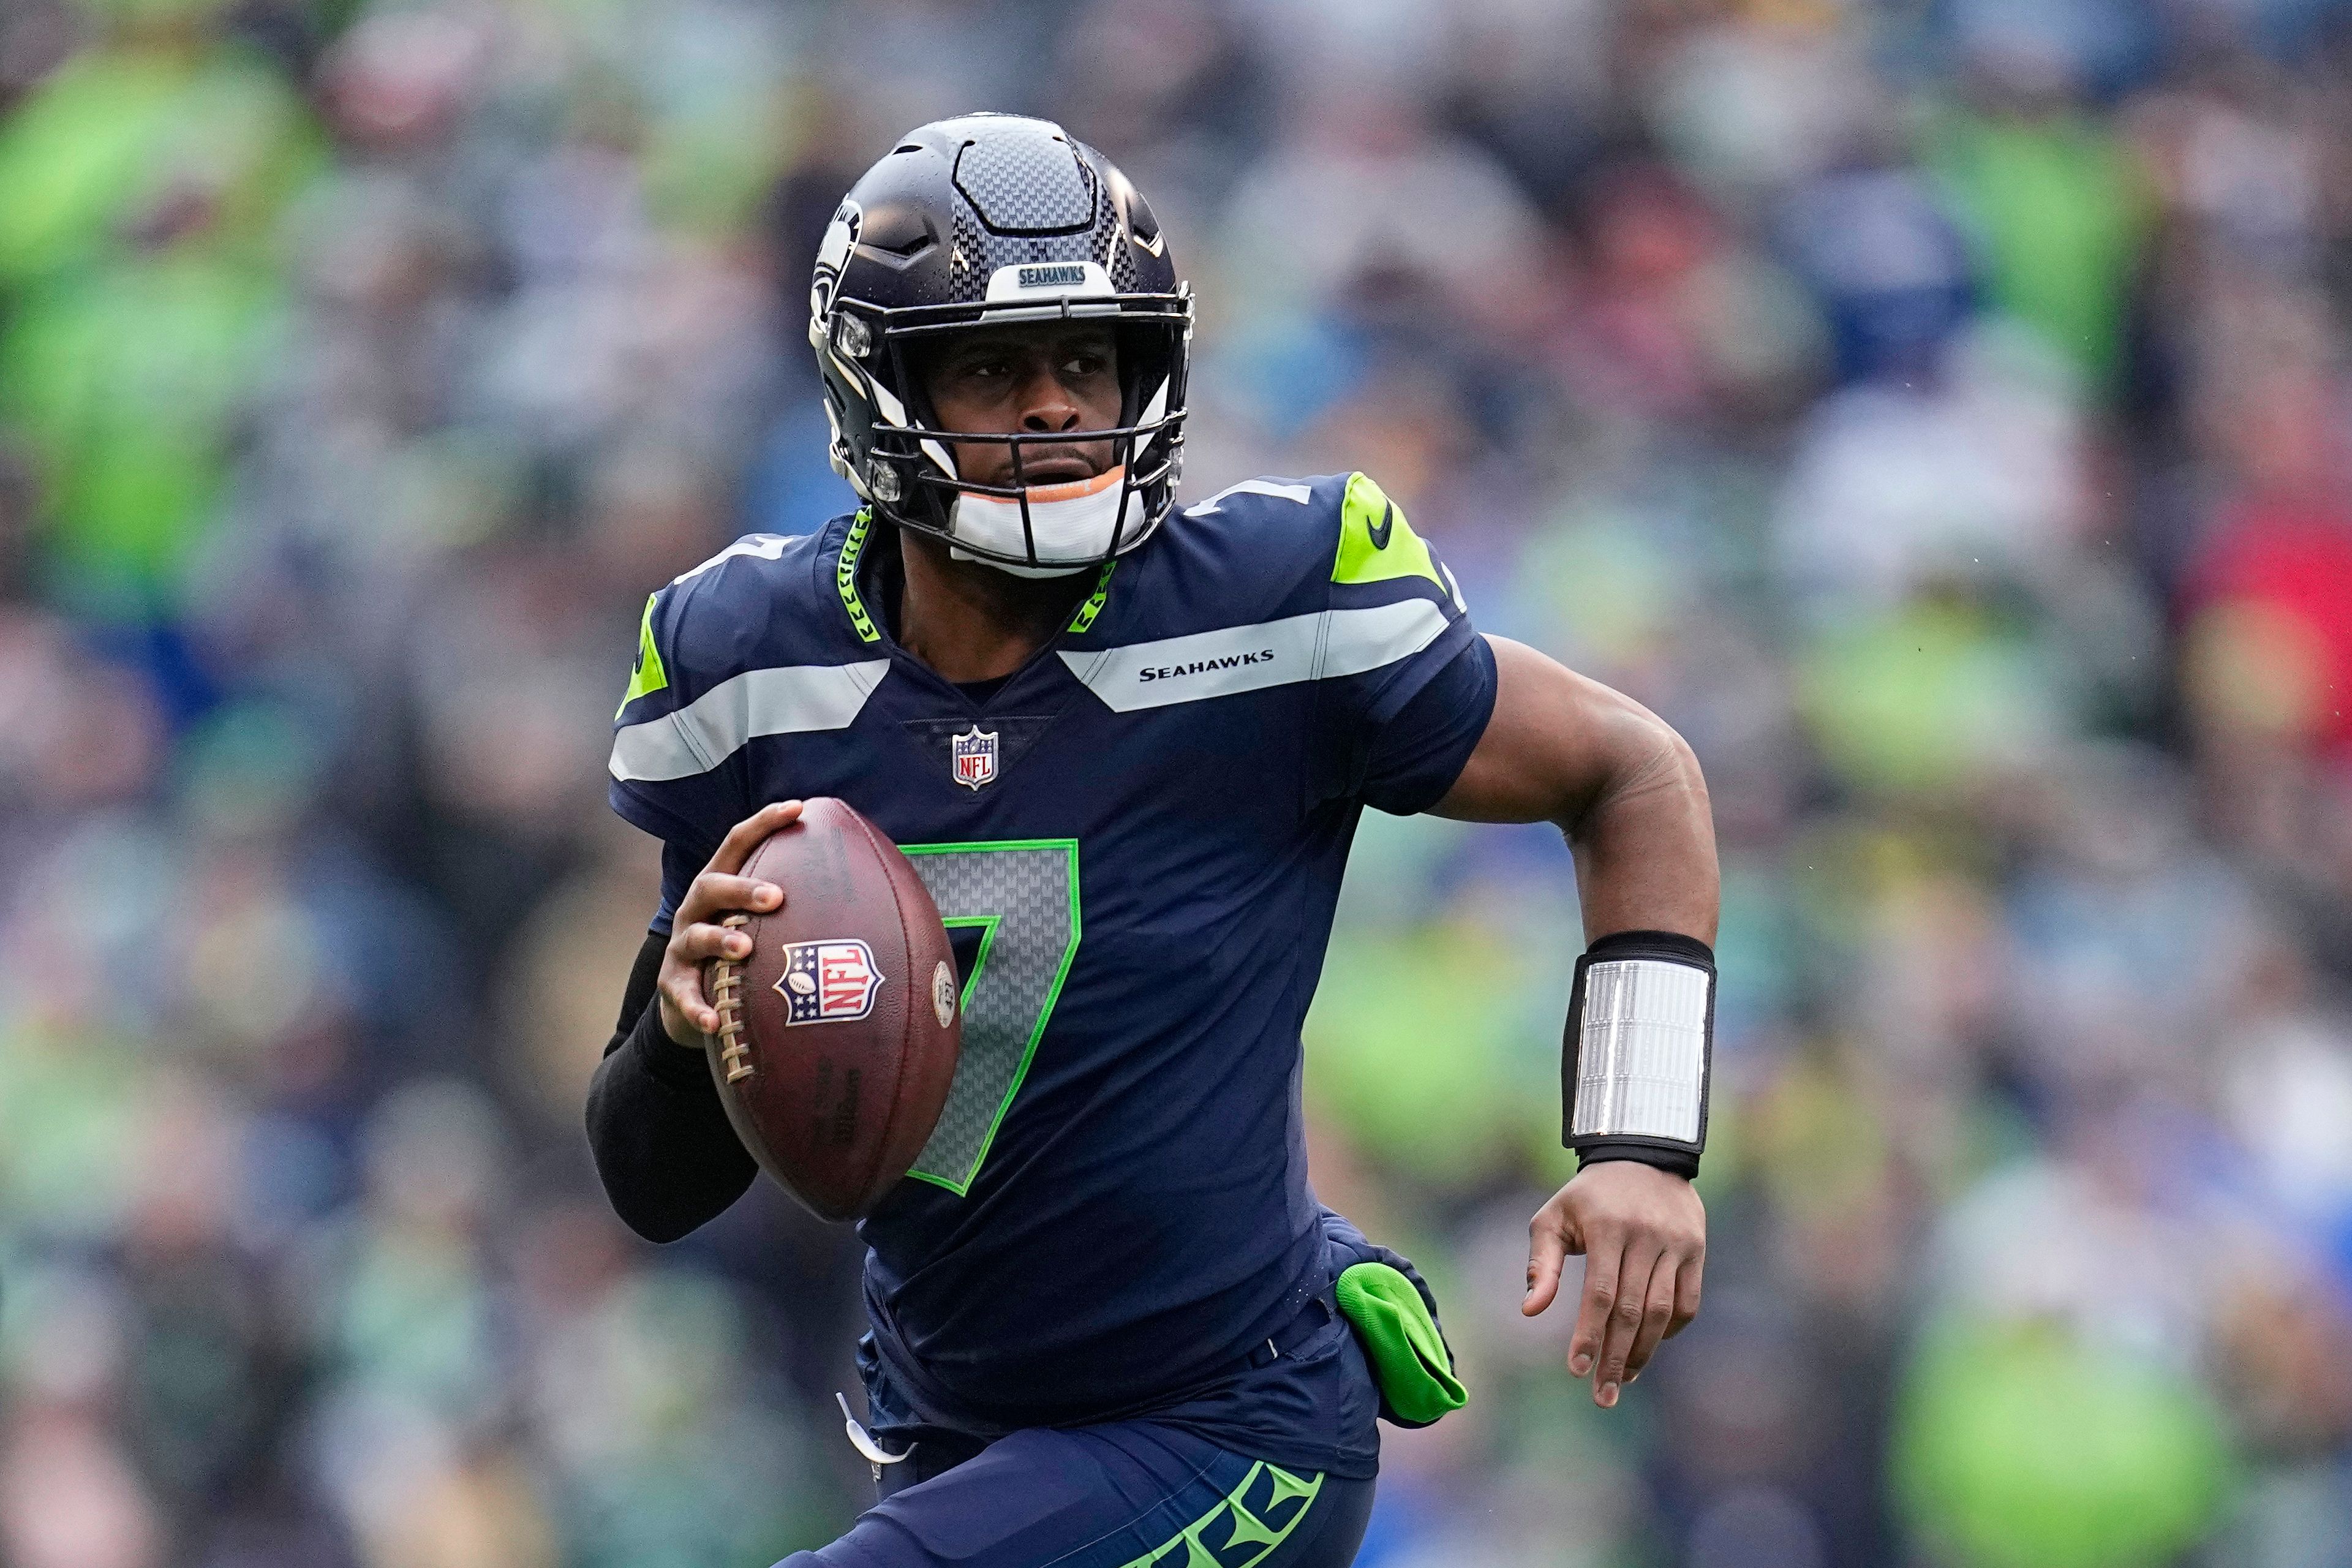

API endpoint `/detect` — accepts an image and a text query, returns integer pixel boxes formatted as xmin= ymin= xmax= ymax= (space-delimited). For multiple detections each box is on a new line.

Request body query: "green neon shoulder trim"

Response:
xmin=1335 ymin=1261 xmax=1468 ymax=1425
xmin=1115 ymin=1461 xmax=1327 ymax=1568
xmin=617 ymin=592 xmax=668 ymax=716
xmin=1068 ymin=557 xmax=1118 ymax=633
xmin=837 ymin=509 xmax=881 ymax=643
xmin=1332 ymin=471 xmax=1443 ymax=590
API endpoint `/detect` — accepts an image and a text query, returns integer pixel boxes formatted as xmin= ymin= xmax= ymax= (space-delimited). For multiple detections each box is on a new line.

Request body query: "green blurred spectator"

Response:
xmin=0 ymin=36 xmax=315 ymax=285
xmin=1798 ymin=591 xmax=2071 ymax=796
xmin=1 ymin=253 xmax=285 ymax=607
xmin=0 ymin=34 xmax=317 ymax=609
xmin=1894 ymin=1316 xmax=2236 ymax=1568
xmin=1306 ymin=902 xmax=1576 ymax=1188
xmin=1929 ymin=102 xmax=2150 ymax=390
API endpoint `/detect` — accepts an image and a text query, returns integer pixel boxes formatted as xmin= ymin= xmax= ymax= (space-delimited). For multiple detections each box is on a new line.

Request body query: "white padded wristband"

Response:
xmin=1564 ymin=933 xmax=1715 ymax=1176
xmin=1571 ymin=960 xmax=1710 ymax=1142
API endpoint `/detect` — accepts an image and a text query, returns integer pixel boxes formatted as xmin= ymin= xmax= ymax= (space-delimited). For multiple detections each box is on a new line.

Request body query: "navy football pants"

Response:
xmin=774 ymin=1419 xmax=1372 ymax=1568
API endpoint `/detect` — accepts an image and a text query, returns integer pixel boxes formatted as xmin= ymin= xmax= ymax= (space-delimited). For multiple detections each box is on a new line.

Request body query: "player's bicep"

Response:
xmin=1431 ymin=636 xmax=1689 ymax=828
xmin=1356 ymin=634 xmax=1498 ymax=815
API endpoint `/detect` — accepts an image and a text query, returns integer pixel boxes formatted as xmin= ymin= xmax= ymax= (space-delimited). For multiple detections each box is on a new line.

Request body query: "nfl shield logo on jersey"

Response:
xmin=951 ymin=726 xmax=999 ymax=790
xmin=777 ymin=940 xmax=883 ymax=1025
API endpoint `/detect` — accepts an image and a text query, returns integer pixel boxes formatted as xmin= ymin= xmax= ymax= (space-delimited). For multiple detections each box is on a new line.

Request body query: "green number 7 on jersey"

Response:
xmin=897 ymin=840 xmax=1081 ymax=1194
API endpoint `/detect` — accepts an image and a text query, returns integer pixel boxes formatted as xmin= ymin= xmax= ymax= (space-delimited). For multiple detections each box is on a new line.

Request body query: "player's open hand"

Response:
xmin=1523 ymin=1161 xmax=1705 ymax=1408
xmin=657 ymin=801 xmax=802 ymax=1047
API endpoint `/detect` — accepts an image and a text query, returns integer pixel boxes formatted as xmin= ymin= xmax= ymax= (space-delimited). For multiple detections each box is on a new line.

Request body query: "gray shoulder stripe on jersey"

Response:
xmin=1058 ymin=599 xmax=1449 ymax=712
xmin=1183 ymin=478 xmax=1313 ymax=516
xmin=669 ymin=534 xmax=799 ymax=587
xmin=611 ymin=660 xmax=891 ymax=782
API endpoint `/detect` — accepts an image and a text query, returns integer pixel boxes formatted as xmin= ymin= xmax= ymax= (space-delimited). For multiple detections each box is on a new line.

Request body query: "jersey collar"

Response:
xmin=833 ymin=511 xmax=1128 ymax=715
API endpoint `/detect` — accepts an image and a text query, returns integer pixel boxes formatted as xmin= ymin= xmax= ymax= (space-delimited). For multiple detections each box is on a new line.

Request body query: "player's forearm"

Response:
xmin=1564 ymin=715 xmax=1716 ymax=946
xmin=585 ymin=931 xmax=757 ymax=1242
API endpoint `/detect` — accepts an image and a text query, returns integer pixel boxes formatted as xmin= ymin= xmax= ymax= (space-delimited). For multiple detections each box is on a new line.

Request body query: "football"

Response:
xmin=703 ymin=797 xmax=962 ymax=1221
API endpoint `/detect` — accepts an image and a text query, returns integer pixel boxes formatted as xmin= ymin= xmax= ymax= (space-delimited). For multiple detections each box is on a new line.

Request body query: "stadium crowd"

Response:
xmin=4 ymin=0 xmax=2352 ymax=1564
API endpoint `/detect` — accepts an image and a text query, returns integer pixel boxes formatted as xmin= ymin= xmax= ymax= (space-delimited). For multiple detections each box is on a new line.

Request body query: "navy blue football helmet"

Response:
xmin=808 ymin=115 xmax=1192 ymax=575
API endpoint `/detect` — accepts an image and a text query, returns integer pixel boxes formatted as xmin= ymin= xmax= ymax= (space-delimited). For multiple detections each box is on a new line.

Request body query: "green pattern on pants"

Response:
xmin=1117 ymin=1463 xmax=1325 ymax=1568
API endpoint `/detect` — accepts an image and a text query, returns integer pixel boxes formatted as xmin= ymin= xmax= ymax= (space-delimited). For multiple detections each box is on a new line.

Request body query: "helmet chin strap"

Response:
xmin=948 ymin=466 xmax=1131 ymax=576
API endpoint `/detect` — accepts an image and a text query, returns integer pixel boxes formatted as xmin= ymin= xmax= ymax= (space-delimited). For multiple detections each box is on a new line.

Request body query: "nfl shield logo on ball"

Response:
xmin=777 ymin=940 xmax=883 ymax=1025
xmin=951 ymin=726 xmax=998 ymax=790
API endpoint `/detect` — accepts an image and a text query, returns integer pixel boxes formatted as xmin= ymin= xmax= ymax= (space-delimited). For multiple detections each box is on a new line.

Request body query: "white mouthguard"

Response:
xmin=949 ymin=466 xmax=1132 ymax=578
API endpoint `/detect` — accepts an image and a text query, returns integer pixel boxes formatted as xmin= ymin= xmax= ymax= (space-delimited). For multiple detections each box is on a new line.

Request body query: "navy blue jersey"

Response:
xmin=607 ymin=472 xmax=1495 ymax=1461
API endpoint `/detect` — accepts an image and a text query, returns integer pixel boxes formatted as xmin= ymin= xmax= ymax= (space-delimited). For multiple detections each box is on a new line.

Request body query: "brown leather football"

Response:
xmin=702 ymin=797 xmax=961 ymax=1221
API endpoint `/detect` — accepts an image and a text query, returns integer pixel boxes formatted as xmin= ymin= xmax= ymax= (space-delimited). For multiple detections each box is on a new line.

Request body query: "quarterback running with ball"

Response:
xmin=588 ymin=115 xmax=1717 ymax=1567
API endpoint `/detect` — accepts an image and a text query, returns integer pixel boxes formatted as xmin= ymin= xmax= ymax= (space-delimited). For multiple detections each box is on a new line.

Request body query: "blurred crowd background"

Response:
xmin=6 ymin=0 xmax=2352 ymax=1564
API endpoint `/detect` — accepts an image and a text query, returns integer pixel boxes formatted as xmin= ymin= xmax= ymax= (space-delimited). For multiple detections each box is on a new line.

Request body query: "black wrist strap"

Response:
xmin=1577 ymin=1142 xmax=1701 ymax=1180
xmin=1581 ymin=929 xmax=1714 ymax=968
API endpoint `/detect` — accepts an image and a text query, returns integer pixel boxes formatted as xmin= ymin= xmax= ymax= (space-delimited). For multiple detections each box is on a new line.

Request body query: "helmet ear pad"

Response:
xmin=820 ymin=315 xmax=957 ymax=532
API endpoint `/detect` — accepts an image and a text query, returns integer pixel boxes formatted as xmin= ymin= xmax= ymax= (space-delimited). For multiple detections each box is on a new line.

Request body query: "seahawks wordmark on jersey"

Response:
xmin=608 ymin=472 xmax=1496 ymax=1477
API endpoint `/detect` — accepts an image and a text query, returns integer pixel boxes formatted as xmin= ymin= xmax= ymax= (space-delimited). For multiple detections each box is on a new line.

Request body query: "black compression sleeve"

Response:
xmin=584 ymin=928 xmax=757 ymax=1242
xmin=606 ymin=927 xmax=666 ymax=1058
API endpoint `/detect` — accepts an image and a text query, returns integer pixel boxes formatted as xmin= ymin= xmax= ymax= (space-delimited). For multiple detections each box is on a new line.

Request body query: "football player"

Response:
xmin=589 ymin=115 xmax=1717 ymax=1567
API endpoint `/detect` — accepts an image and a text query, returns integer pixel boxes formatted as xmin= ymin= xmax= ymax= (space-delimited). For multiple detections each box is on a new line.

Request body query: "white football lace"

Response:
xmin=713 ymin=913 xmax=752 ymax=1084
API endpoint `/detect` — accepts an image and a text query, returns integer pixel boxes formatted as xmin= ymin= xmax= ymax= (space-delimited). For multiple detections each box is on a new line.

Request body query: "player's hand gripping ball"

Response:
xmin=685 ymin=798 xmax=962 ymax=1221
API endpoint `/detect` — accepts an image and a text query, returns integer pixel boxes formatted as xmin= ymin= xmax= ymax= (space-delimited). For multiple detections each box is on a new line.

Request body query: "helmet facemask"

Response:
xmin=824 ymin=295 xmax=1191 ymax=578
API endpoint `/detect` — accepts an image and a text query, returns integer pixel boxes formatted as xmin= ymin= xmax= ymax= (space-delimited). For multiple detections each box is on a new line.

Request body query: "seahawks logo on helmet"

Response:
xmin=810 ymin=201 xmax=862 ymax=324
